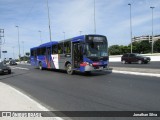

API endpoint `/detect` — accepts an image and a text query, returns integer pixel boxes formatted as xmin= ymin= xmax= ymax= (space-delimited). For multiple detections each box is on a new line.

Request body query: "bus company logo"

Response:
xmin=2 ymin=112 xmax=11 ymax=117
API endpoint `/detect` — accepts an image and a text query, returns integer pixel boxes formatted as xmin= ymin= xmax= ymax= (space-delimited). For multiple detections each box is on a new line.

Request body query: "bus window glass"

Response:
xmin=42 ymin=47 xmax=46 ymax=55
xmin=64 ymin=41 xmax=71 ymax=54
xmin=52 ymin=44 xmax=58 ymax=54
xmin=31 ymin=50 xmax=34 ymax=56
xmin=86 ymin=36 xmax=108 ymax=57
xmin=58 ymin=43 xmax=63 ymax=54
xmin=37 ymin=48 xmax=41 ymax=55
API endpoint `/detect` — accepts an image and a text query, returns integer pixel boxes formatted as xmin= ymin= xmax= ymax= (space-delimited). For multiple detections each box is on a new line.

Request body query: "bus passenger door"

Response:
xmin=72 ymin=42 xmax=83 ymax=68
xmin=46 ymin=47 xmax=51 ymax=68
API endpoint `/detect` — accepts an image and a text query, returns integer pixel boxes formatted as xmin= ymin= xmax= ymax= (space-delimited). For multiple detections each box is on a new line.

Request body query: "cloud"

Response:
xmin=0 ymin=0 xmax=160 ymax=58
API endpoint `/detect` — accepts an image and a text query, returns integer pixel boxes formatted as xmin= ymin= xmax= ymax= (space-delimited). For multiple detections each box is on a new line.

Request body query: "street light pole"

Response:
xmin=150 ymin=6 xmax=155 ymax=54
xmin=128 ymin=3 xmax=133 ymax=53
xmin=0 ymin=29 xmax=4 ymax=59
xmin=22 ymin=41 xmax=24 ymax=62
xmin=22 ymin=41 xmax=24 ymax=57
xmin=79 ymin=31 xmax=82 ymax=35
xmin=63 ymin=32 xmax=65 ymax=40
xmin=16 ymin=26 xmax=21 ymax=62
xmin=47 ymin=0 xmax=52 ymax=42
xmin=38 ymin=30 xmax=42 ymax=44
xmin=62 ymin=32 xmax=65 ymax=54
xmin=94 ymin=0 xmax=96 ymax=34
xmin=12 ymin=46 xmax=15 ymax=59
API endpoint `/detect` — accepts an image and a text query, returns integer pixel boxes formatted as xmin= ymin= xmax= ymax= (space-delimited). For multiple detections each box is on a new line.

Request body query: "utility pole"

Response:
xmin=63 ymin=32 xmax=65 ymax=40
xmin=128 ymin=3 xmax=133 ymax=53
xmin=16 ymin=26 xmax=21 ymax=62
xmin=22 ymin=41 xmax=24 ymax=57
xmin=12 ymin=46 xmax=15 ymax=59
xmin=0 ymin=29 xmax=4 ymax=60
xmin=150 ymin=6 xmax=155 ymax=54
xmin=38 ymin=30 xmax=42 ymax=44
xmin=79 ymin=31 xmax=82 ymax=35
xmin=93 ymin=0 xmax=96 ymax=34
xmin=47 ymin=0 xmax=52 ymax=42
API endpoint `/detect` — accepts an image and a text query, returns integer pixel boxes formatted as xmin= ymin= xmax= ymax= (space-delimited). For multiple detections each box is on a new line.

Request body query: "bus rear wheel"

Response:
xmin=66 ymin=63 xmax=73 ymax=75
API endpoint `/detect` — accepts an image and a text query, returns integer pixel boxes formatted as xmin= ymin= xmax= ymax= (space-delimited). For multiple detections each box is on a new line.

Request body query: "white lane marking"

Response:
xmin=112 ymin=70 xmax=160 ymax=78
xmin=10 ymin=66 xmax=29 ymax=70
xmin=2 ymin=82 xmax=64 ymax=120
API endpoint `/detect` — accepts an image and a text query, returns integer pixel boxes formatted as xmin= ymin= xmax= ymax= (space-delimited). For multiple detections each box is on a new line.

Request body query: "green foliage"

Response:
xmin=154 ymin=40 xmax=160 ymax=52
xmin=25 ymin=52 xmax=30 ymax=56
xmin=20 ymin=56 xmax=30 ymax=61
xmin=109 ymin=40 xmax=159 ymax=55
xmin=109 ymin=45 xmax=122 ymax=55
xmin=138 ymin=41 xmax=151 ymax=54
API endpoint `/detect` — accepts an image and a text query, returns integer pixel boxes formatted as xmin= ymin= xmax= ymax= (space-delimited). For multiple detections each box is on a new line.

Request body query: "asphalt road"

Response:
xmin=109 ymin=61 xmax=160 ymax=69
xmin=1 ymin=64 xmax=160 ymax=120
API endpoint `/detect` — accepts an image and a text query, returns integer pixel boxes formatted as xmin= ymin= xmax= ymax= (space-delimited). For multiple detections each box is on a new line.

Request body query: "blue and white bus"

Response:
xmin=30 ymin=34 xmax=109 ymax=74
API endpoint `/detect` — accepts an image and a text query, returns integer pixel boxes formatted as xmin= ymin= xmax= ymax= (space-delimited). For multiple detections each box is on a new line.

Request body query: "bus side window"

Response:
xmin=31 ymin=50 xmax=34 ymax=56
xmin=42 ymin=47 xmax=46 ymax=55
xmin=58 ymin=43 xmax=63 ymax=54
xmin=52 ymin=45 xmax=58 ymax=54
xmin=64 ymin=41 xmax=71 ymax=54
xmin=37 ymin=48 xmax=42 ymax=55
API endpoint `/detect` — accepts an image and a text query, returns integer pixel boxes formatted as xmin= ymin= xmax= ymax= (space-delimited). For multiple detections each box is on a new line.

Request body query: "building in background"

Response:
xmin=132 ymin=34 xmax=160 ymax=42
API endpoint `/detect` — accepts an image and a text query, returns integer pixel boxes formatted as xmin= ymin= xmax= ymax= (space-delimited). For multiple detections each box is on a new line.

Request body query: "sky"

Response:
xmin=0 ymin=0 xmax=160 ymax=59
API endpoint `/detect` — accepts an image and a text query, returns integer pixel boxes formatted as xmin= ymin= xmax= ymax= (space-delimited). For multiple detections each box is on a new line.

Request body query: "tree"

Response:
xmin=132 ymin=41 xmax=141 ymax=53
xmin=25 ymin=52 xmax=30 ymax=56
xmin=109 ymin=45 xmax=121 ymax=55
xmin=138 ymin=41 xmax=151 ymax=53
xmin=109 ymin=40 xmax=153 ymax=55
xmin=131 ymin=41 xmax=151 ymax=54
xmin=120 ymin=45 xmax=130 ymax=54
xmin=154 ymin=40 xmax=160 ymax=53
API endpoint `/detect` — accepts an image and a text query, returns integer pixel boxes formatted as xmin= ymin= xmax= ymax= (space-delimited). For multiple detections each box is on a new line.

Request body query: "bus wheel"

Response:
xmin=39 ymin=62 xmax=43 ymax=70
xmin=66 ymin=64 xmax=73 ymax=75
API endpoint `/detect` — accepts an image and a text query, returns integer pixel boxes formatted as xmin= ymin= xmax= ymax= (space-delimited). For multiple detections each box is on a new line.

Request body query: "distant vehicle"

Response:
xmin=30 ymin=34 xmax=109 ymax=74
xmin=121 ymin=53 xmax=151 ymax=64
xmin=9 ymin=60 xmax=17 ymax=65
xmin=0 ymin=61 xmax=11 ymax=74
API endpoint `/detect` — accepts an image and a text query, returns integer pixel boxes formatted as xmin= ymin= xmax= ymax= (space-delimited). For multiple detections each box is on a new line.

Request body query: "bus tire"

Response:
xmin=39 ymin=62 xmax=43 ymax=70
xmin=66 ymin=63 xmax=73 ymax=75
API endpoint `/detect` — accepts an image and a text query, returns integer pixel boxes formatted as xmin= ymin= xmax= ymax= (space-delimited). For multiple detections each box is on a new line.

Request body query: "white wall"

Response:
xmin=109 ymin=55 xmax=160 ymax=62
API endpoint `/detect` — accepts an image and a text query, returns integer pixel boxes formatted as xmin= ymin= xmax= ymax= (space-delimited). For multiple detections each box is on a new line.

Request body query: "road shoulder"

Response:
xmin=110 ymin=67 xmax=160 ymax=77
xmin=0 ymin=82 xmax=64 ymax=120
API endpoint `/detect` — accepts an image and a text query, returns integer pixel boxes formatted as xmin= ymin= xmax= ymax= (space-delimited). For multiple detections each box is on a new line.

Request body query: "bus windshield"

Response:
xmin=85 ymin=36 xmax=108 ymax=57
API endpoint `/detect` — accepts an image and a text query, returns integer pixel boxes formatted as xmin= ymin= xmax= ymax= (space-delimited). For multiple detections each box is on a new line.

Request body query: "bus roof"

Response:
xmin=30 ymin=34 xmax=106 ymax=50
xmin=39 ymin=41 xmax=58 ymax=48
xmin=72 ymin=35 xmax=85 ymax=42
xmin=30 ymin=41 xmax=58 ymax=50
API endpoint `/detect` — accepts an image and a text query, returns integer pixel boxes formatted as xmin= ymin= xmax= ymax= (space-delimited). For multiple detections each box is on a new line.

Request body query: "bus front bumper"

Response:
xmin=84 ymin=65 xmax=108 ymax=72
